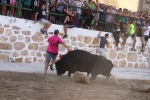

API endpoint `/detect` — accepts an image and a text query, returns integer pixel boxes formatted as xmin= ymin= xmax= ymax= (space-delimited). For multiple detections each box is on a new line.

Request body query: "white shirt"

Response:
xmin=75 ymin=1 xmax=83 ymax=14
xmin=143 ymin=26 xmax=150 ymax=36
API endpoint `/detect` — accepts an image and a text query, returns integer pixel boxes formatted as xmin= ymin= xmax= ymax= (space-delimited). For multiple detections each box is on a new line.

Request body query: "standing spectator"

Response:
xmin=34 ymin=4 xmax=51 ymax=34
xmin=44 ymin=29 xmax=70 ymax=74
xmin=56 ymin=0 xmax=65 ymax=24
xmin=89 ymin=31 xmax=111 ymax=58
xmin=75 ymin=0 xmax=83 ymax=27
xmin=1 ymin=0 xmax=7 ymax=15
xmin=104 ymin=5 xmax=114 ymax=32
xmin=141 ymin=22 xmax=150 ymax=53
xmin=50 ymin=0 xmax=57 ymax=23
xmin=9 ymin=0 xmax=16 ymax=16
xmin=22 ymin=0 xmax=31 ymax=19
xmin=62 ymin=7 xmax=77 ymax=39
xmin=87 ymin=0 xmax=95 ymax=10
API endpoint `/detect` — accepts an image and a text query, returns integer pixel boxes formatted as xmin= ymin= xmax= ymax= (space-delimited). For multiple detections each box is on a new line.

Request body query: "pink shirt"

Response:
xmin=47 ymin=35 xmax=63 ymax=54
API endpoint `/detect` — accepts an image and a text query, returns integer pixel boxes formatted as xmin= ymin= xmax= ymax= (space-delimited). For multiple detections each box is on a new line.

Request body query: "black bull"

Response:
xmin=55 ymin=50 xmax=113 ymax=81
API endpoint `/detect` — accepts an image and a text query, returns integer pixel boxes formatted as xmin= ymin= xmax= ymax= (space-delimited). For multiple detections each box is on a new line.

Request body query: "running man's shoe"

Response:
xmin=40 ymin=29 xmax=45 ymax=34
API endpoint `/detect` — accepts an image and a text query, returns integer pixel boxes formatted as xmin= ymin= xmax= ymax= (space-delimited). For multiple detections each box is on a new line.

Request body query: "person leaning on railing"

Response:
xmin=34 ymin=4 xmax=51 ymax=34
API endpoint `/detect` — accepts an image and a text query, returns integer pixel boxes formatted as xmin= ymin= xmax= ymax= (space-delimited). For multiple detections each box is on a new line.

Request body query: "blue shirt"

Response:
xmin=22 ymin=0 xmax=31 ymax=6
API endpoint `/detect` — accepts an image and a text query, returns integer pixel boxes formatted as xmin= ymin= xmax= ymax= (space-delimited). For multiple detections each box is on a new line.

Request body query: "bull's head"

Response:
xmin=55 ymin=60 xmax=66 ymax=76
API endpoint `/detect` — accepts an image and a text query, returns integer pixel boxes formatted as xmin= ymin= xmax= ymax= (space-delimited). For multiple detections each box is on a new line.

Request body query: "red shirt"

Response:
xmin=71 ymin=14 xmax=77 ymax=25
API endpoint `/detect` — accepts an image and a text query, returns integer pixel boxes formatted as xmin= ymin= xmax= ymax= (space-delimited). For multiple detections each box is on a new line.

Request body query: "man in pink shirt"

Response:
xmin=44 ymin=29 xmax=69 ymax=74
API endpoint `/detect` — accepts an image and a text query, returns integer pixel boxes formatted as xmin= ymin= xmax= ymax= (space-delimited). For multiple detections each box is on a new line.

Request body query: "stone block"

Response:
xmin=12 ymin=51 xmax=20 ymax=58
xmin=25 ymin=37 xmax=30 ymax=43
xmin=142 ymin=53 xmax=148 ymax=57
xmin=28 ymin=43 xmax=38 ymax=50
xmin=33 ymin=57 xmax=37 ymax=62
xmin=0 ymin=36 xmax=8 ymax=42
xmin=10 ymin=36 xmax=17 ymax=42
xmin=21 ymin=50 xmax=28 ymax=56
xmin=0 ymin=43 xmax=12 ymax=50
xmin=22 ymin=31 xmax=31 ymax=35
xmin=77 ymin=35 xmax=84 ymax=41
xmin=128 ymin=63 xmax=133 ymax=68
xmin=32 ymin=32 xmax=44 ymax=42
xmin=36 ymin=52 xmax=42 ymax=57
xmin=117 ymin=53 xmax=126 ymax=60
xmin=84 ymin=36 xmax=92 ymax=44
xmin=121 ymin=47 xmax=129 ymax=54
xmin=92 ymin=38 xmax=99 ymax=44
xmin=14 ymin=42 xmax=25 ymax=51
xmin=5 ymin=29 xmax=12 ymax=36
xmin=4 ymin=24 xmax=10 ymax=27
xmin=0 ymin=54 xmax=9 ymax=61
xmin=139 ymin=63 xmax=146 ymax=68
xmin=30 ymin=51 xmax=36 ymax=56
xmin=113 ymin=61 xmax=118 ymax=67
xmin=25 ymin=57 xmax=32 ymax=63
xmin=134 ymin=63 xmax=138 ymax=68
xmin=12 ymin=26 xmax=20 ymax=30
xmin=39 ymin=46 xmax=47 ymax=52
xmin=78 ymin=42 xmax=86 ymax=47
xmin=0 ymin=28 xmax=4 ymax=34
xmin=63 ymin=39 xmax=70 ymax=44
xmin=14 ymin=31 xmax=19 ymax=34
xmin=109 ymin=49 xmax=117 ymax=59
xmin=38 ymin=58 xmax=44 ymax=63
xmin=15 ymin=58 xmax=23 ymax=62
xmin=18 ymin=35 xmax=24 ymax=41
xmin=71 ymin=42 xmax=77 ymax=46
xmin=59 ymin=33 xmax=64 ymax=36
xmin=71 ymin=36 xmax=76 ymax=41
xmin=147 ymin=58 xmax=150 ymax=67
xmin=119 ymin=60 xmax=127 ymax=67
xmin=127 ymin=53 xmax=138 ymax=62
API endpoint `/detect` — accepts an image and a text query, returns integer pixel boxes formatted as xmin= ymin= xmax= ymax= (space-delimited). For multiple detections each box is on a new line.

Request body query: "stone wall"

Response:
xmin=0 ymin=15 xmax=150 ymax=68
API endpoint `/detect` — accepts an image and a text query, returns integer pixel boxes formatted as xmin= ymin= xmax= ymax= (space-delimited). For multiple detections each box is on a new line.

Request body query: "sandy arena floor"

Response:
xmin=0 ymin=71 xmax=150 ymax=100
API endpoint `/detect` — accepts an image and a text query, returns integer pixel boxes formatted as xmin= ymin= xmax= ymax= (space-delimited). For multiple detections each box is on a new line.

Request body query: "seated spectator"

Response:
xmin=141 ymin=21 xmax=150 ymax=53
xmin=120 ymin=20 xmax=130 ymax=49
xmin=112 ymin=18 xmax=121 ymax=47
xmin=84 ymin=11 xmax=96 ymax=29
xmin=9 ymin=0 xmax=16 ymax=17
xmin=34 ymin=4 xmax=51 ymax=34
xmin=62 ymin=7 xmax=77 ymax=39
xmin=1 ymin=0 xmax=7 ymax=15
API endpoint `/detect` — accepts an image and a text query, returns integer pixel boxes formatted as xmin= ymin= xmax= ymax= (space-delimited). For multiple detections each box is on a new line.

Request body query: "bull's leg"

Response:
xmin=68 ymin=71 xmax=71 ymax=77
xmin=90 ymin=73 xmax=97 ymax=81
xmin=87 ymin=73 xmax=90 ymax=76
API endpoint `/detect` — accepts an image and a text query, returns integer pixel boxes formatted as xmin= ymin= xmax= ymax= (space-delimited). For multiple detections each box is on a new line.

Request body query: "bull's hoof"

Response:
xmin=90 ymin=78 xmax=95 ymax=81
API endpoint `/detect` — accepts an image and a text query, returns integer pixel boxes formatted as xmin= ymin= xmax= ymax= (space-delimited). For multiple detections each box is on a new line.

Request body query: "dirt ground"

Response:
xmin=0 ymin=71 xmax=150 ymax=100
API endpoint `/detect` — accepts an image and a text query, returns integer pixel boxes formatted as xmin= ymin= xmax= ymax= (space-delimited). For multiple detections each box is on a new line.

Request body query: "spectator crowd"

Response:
xmin=0 ymin=0 xmax=150 ymax=35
